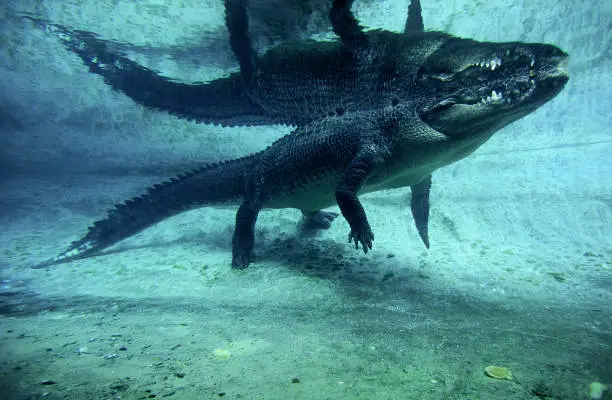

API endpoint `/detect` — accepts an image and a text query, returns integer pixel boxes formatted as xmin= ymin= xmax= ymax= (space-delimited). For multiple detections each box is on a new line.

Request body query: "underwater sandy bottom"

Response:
xmin=0 ymin=174 xmax=610 ymax=400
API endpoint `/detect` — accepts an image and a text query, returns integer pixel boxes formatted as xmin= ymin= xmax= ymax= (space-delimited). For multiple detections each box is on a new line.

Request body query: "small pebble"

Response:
xmin=119 ymin=346 xmax=127 ymax=351
xmin=292 ymin=378 xmax=300 ymax=384
xmin=40 ymin=380 xmax=56 ymax=385
xmin=484 ymin=365 xmax=513 ymax=380
xmin=212 ymin=349 xmax=231 ymax=360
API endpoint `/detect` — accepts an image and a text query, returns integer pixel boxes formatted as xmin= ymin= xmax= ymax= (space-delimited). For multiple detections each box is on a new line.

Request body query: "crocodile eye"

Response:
xmin=392 ymin=97 xmax=400 ymax=106
xmin=335 ymin=107 xmax=345 ymax=115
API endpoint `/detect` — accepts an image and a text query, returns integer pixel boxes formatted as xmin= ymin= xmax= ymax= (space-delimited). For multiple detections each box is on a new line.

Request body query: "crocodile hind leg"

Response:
xmin=404 ymin=0 xmax=424 ymax=33
xmin=329 ymin=0 xmax=367 ymax=50
xmin=224 ymin=0 xmax=258 ymax=90
xmin=232 ymin=199 xmax=261 ymax=269
xmin=301 ymin=210 xmax=339 ymax=229
xmin=232 ymin=174 xmax=266 ymax=269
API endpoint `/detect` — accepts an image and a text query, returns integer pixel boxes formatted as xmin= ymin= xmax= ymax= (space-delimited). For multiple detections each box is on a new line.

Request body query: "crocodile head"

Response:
xmin=417 ymin=37 xmax=569 ymax=138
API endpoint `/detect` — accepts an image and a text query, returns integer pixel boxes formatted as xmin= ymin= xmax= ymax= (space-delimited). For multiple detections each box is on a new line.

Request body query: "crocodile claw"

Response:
xmin=232 ymin=249 xmax=252 ymax=269
xmin=348 ymin=226 xmax=374 ymax=254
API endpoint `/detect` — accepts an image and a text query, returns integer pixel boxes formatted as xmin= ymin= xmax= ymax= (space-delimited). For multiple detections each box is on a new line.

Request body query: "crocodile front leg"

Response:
xmin=335 ymin=154 xmax=375 ymax=254
xmin=232 ymin=199 xmax=261 ymax=269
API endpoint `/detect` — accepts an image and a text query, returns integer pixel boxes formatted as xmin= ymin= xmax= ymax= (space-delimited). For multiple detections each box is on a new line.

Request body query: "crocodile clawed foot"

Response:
xmin=232 ymin=248 xmax=252 ymax=269
xmin=348 ymin=225 xmax=374 ymax=254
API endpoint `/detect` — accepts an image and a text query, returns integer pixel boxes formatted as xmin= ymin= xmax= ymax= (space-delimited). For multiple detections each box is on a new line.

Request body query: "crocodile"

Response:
xmin=29 ymin=0 xmax=569 ymax=269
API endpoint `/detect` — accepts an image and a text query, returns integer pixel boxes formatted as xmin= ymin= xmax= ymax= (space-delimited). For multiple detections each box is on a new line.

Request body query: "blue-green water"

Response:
xmin=0 ymin=1 xmax=610 ymax=399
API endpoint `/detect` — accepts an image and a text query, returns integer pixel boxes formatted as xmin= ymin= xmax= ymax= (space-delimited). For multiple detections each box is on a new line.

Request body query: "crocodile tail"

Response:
xmin=23 ymin=16 xmax=276 ymax=127
xmin=32 ymin=155 xmax=258 ymax=268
